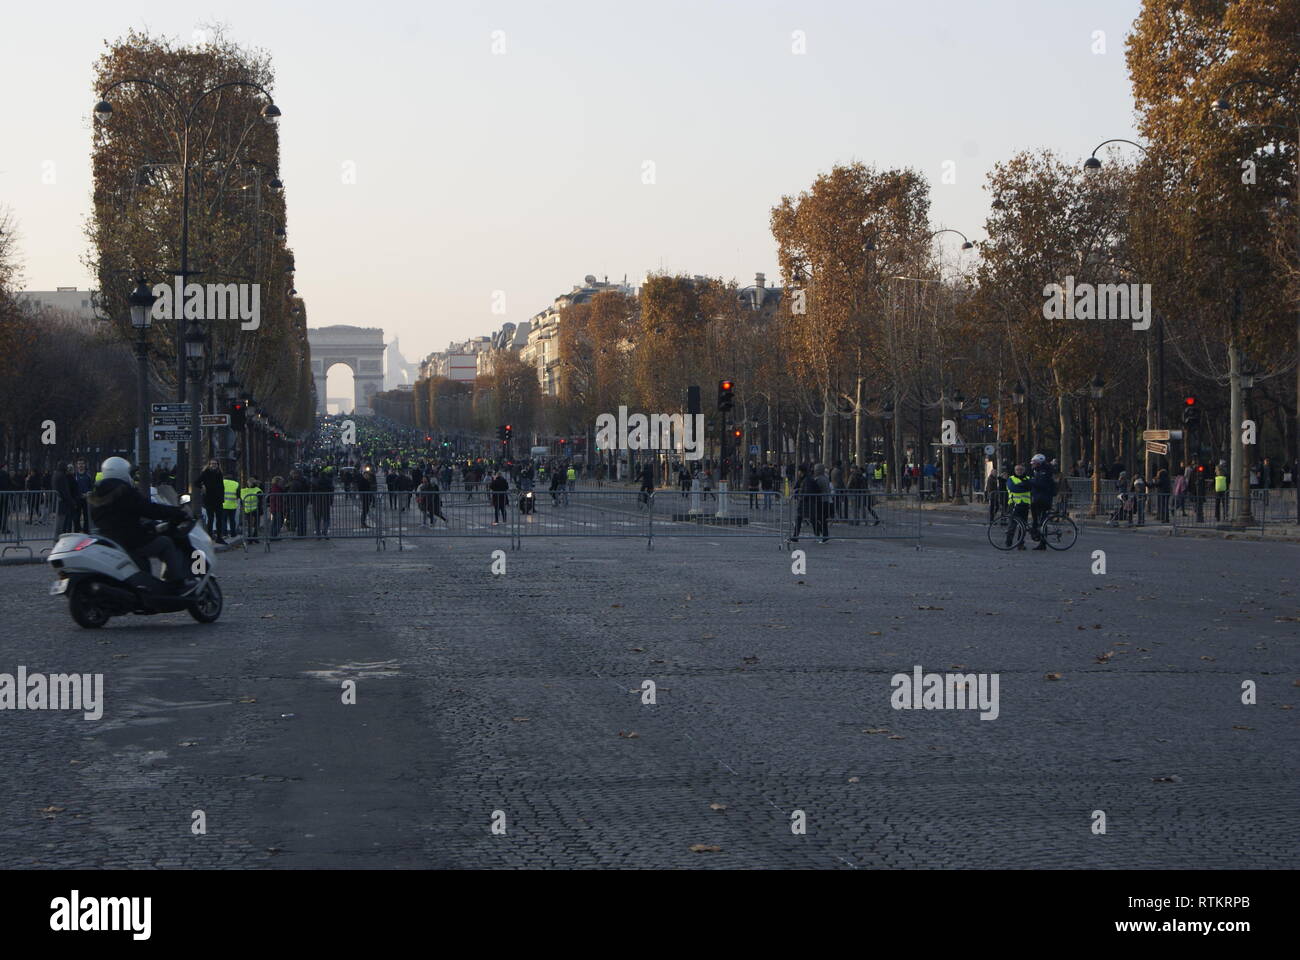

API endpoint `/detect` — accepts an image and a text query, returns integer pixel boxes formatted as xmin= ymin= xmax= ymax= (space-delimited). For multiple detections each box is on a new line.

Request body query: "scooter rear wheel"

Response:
xmin=68 ymin=580 xmax=110 ymax=629
xmin=188 ymin=577 xmax=223 ymax=623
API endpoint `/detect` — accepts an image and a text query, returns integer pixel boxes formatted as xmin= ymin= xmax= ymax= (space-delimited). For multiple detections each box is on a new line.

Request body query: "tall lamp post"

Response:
xmin=128 ymin=277 xmax=158 ymax=496
xmin=183 ymin=329 xmax=206 ymax=469
xmin=951 ymin=389 xmax=966 ymax=503
xmin=881 ymin=400 xmax=894 ymax=493
xmin=94 ymin=79 xmax=280 ymax=494
xmin=1089 ymin=374 xmax=1105 ymax=517
xmin=212 ymin=361 xmax=231 ymax=466
xmin=1212 ymin=81 xmax=1299 ymax=523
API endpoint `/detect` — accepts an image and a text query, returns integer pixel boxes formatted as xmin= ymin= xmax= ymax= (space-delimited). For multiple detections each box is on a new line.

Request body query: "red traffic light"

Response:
xmin=1184 ymin=396 xmax=1197 ymax=406
xmin=1196 ymin=464 xmax=1204 ymax=472
xmin=721 ymin=380 xmax=733 ymax=391
xmin=731 ymin=428 xmax=742 ymax=438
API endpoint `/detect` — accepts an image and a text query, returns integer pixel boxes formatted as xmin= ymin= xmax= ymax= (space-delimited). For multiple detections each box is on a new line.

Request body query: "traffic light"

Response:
xmin=504 ymin=424 xmax=512 ymax=439
xmin=718 ymin=379 xmax=735 ymax=412
xmin=230 ymin=400 xmax=247 ymax=430
xmin=497 ymin=424 xmax=507 ymax=442
xmin=731 ymin=427 xmax=743 ymax=440
xmin=1182 ymin=395 xmax=1200 ymax=426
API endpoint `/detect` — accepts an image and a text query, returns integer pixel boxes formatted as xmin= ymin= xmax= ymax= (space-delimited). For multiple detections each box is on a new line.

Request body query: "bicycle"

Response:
xmin=987 ymin=512 xmax=1027 ymax=550
xmin=1036 ymin=506 xmax=1078 ymax=550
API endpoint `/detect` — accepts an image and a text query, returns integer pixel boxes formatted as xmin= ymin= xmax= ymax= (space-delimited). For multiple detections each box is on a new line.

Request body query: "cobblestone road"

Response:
xmin=1 ymin=515 xmax=1296 ymax=868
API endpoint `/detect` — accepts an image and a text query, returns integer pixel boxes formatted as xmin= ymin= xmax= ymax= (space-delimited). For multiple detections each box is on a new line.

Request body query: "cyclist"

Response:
xmin=1005 ymin=463 xmax=1032 ymax=550
xmin=1028 ymin=453 xmax=1055 ymax=550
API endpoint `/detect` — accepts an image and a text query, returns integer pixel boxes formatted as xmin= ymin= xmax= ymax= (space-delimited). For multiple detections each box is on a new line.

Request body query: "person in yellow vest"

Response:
xmin=566 ymin=464 xmax=577 ymax=497
xmin=240 ymin=477 xmax=263 ymax=543
xmin=222 ymin=475 xmax=240 ymax=539
xmin=872 ymin=462 xmax=884 ymax=488
xmin=1213 ymin=460 xmax=1229 ymax=521
xmin=1004 ymin=463 xmax=1032 ymax=550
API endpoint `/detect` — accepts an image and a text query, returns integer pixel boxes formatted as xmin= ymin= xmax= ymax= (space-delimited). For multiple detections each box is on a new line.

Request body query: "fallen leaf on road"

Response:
xmin=689 ymin=844 xmax=722 ymax=853
xmin=1152 ymin=775 xmax=1182 ymax=783
xmin=1045 ymin=673 xmax=1063 ymax=681
xmin=708 ymin=803 xmax=726 ymax=812
xmin=511 ymin=717 xmax=530 ymax=723
xmin=847 ymin=777 xmax=860 ymax=783
xmin=1095 ymin=652 xmax=1114 ymax=664
xmin=887 ymin=735 xmax=904 ymax=740
xmin=864 ymin=728 xmax=889 ymax=734
xmin=1232 ymin=725 xmax=1254 ymax=731
xmin=261 ymin=614 xmax=275 ymax=619
xmin=1200 ymin=656 xmax=1216 ymax=661
xmin=237 ymin=696 xmax=257 ymax=703
xmin=618 ymin=731 xmax=639 ymax=739
xmin=868 ymin=631 xmax=882 ymax=636
xmin=628 ymin=647 xmax=644 ymax=652
xmin=39 ymin=806 xmax=64 ymax=814
xmin=916 ymin=605 xmax=944 ymax=610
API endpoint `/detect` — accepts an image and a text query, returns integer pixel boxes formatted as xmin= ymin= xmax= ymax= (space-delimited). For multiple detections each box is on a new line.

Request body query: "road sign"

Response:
xmin=748 ymin=444 xmax=759 ymax=456
xmin=150 ymin=414 xmax=191 ymax=427
xmin=984 ymin=444 xmax=995 ymax=456
xmin=1145 ymin=440 xmax=1169 ymax=455
xmin=979 ymin=396 xmax=990 ymax=409
xmin=1142 ymin=429 xmax=1170 ymax=441
xmin=151 ymin=429 xmax=187 ymax=443
xmin=202 ymin=414 xmax=230 ymax=427
xmin=963 ymin=412 xmax=987 ymax=420
xmin=151 ymin=402 xmax=193 ymax=414
xmin=951 ymin=444 xmax=967 ymax=454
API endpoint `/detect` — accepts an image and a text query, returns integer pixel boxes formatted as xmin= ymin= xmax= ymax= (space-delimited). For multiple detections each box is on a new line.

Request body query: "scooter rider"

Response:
xmin=87 ymin=457 xmax=193 ymax=592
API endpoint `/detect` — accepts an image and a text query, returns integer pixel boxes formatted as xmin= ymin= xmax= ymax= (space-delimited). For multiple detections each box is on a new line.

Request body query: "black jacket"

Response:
xmin=199 ymin=467 xmax=225 ymax=503
xmin=1029 ymin=467 xmax=1056 ymax=505
xmin=88 ymin=478 xmax=185 ymax=550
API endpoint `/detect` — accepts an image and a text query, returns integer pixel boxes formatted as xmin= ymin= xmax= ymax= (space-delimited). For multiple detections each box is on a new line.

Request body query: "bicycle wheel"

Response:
xmin=987 ymin=515 xmax=1025 ymax=551
xmin=1041 ymin=513 xmax=1078 ymax=550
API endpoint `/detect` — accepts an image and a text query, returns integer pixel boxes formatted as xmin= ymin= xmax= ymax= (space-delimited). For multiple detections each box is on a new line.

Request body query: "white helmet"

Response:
xmin=100 ymin=456 xmax=132 ymax=482
xmin=1031 ymin=453 xmax=1047 ymax=465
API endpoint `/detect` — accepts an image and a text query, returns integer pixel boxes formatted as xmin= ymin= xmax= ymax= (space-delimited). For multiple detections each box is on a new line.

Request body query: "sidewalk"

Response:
xmin=920 ymin=498 xmax=1300 ymax=542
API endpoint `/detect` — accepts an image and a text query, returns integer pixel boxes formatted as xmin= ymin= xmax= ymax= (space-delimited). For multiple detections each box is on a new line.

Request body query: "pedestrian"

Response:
xmin=789 ymin=467 xmax=811 ymax=542
xmin=489 ymin=470 xmax=510 ymax=524
xmin=811 ymin=463 xmax=832 ymax=542
xmin=71 ymin=458 xmax=94 ymax=532
xmin=268 ymin=476 xmax=286 ymax=540
xmin=52 ymin=463 xmax=76 ymax=538
xmin=222 ymin=470 xmax=241 ymax=540
xmin=199 ymin=459 xmax=226 ymax=542
xmin=287 ymin=469 xmax=309 ymax=537
xmin=240 ymin=477 xmax=263 ymax=543
xmin=1154 ymin=467 xmax=1170 ymax=523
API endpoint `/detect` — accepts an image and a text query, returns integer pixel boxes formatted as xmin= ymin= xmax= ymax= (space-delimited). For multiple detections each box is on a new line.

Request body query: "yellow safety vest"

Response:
xmin=95 ymin=471 xmax=104 ymax=485
xmin=873 ymin=466 xmax=883 ymax=480
xmin=223 ymin=478 xmax=240 ymax=509
xmin=1214 ymin=475 xmax=1228 ymax=493
xmin=1006 ymin=474 xmax=1031 ymax=505
xmin=240 ymin=486 xmax=262 ymax=513
xmin=567 ymin=467 xmax=576 ymax=481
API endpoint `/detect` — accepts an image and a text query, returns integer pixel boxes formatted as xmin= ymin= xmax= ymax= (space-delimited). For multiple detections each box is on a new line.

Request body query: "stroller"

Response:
xmin=1106 ymin=491 xmax=1135 ymax=526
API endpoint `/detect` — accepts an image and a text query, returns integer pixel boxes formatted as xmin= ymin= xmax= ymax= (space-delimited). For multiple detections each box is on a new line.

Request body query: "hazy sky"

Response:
xmin=3 ymin=0 xmax=1142 ymax=373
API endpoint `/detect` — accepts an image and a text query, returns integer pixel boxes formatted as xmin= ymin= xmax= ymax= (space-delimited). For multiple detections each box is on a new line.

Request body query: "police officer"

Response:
xmin=1005 ymin=463 xmax=1032 ymax=550
xmin=222 ymin=472 xmax=240 ymax=541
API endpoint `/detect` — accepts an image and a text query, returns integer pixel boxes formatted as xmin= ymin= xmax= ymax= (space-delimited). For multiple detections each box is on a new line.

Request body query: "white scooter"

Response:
xmin=47 ymin=500 xmax=222 ymax=629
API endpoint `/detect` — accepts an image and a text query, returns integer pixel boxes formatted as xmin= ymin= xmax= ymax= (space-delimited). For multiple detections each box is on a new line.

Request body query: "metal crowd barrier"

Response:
xmin=257 ymin=491 xmax=387 ymax=550
xmin=1170 ymin=495 xmax=1266 ymax=535
xmin=1 ymin=490 xmax=69 ymax=559
xmin=783 ymin=491 xmax=922 ymax=543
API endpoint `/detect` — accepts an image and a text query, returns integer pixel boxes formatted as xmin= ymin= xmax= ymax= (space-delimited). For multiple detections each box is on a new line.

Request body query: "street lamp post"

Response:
xmin=212 ymin=361 xmax=231 ymax=465
xmin=1212 ymin=81 xmax=1299 ymax=524
xmin=128 ymin=277 xmax=158 ymax=496
xmin=94 ymin=79 xmax=280 ymax=494
xmin=952 ymin=389 xmax=966 ymax=504
xmin=1089 ymin=374 xmax=1105 ymax=518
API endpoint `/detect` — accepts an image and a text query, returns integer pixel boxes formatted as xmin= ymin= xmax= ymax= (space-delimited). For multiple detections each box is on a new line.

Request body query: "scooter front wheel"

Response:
xmin=68 ymin=580 xmax=111 ymax=629
xmin=188 ymin=577 xmax=223 ymax=623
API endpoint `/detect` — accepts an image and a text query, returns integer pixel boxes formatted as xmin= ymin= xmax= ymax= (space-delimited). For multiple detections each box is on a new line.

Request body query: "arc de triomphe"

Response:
xmin=307 ymin=325 xmax=386 ymax=415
